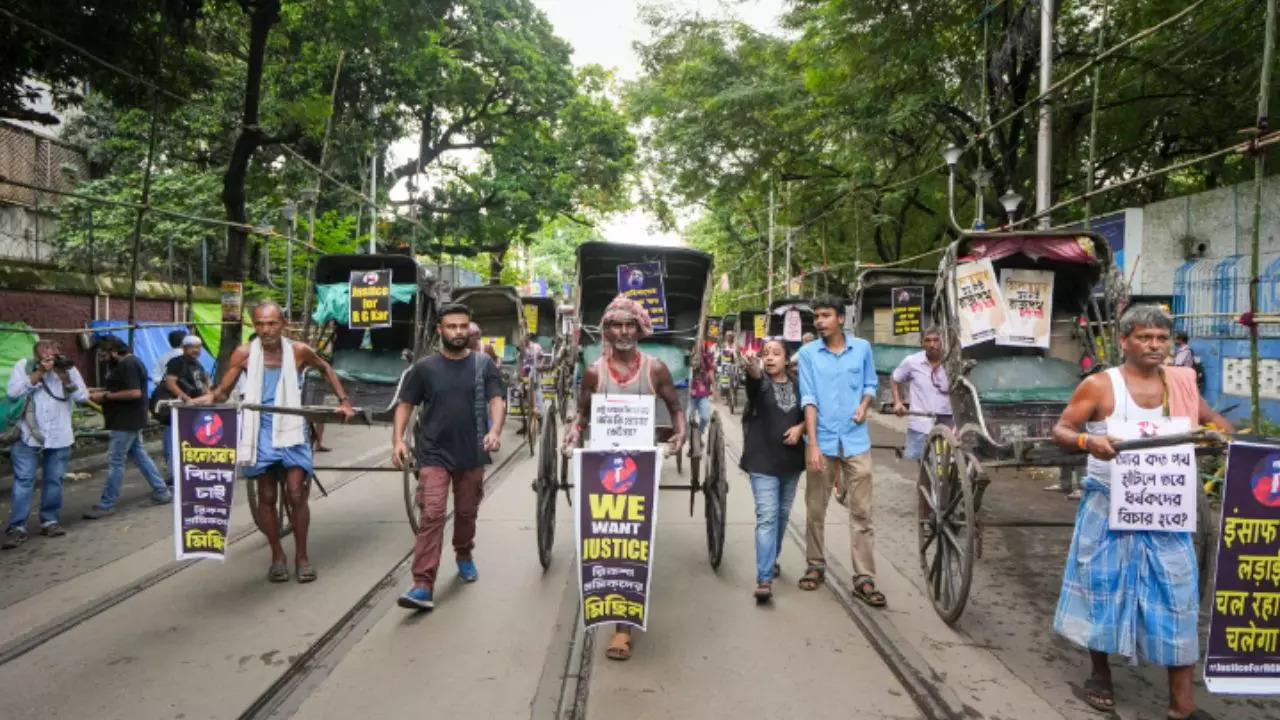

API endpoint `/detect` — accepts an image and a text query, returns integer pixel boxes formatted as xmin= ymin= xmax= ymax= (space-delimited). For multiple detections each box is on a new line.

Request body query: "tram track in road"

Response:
xmin=0 ymin=442 xmax=393 ymax=669
xmin=719 ymin=427 xmax=968 ymax=720
xmin=236 ymin=445 xmax=525 ymax=720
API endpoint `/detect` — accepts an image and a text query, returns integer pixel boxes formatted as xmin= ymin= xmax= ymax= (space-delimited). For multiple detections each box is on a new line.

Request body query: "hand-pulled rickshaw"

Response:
xmin=553 ymin=304 xmax=579 ymax=422
xmin=523 ymin=295 xmax=558 ymax=447
xmin=238 ymin=253 xmax=445 ymax=536
xmin=917 ymin=231 xmax=1223 ymax=624
xmin=849 ymin=268 xmax=938 ymax=414
xmin=453 ymin=285 xmax=534 ymax=450
xmin=767 ymin=297 xmax=816 ymax=353
xmin=736 ymin=309 xmax=767 ymax=354
xmin=531 ymin=241 xmax=729 ymax=571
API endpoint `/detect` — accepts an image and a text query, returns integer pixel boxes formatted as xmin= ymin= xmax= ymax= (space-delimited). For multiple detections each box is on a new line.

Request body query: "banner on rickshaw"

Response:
xmin=617 ymin=262 xmax=669 ymax=330
xmin=220 ymin=282 xmax=243 ymax=322
xmin=1106 ymin=416 xmax=1196 ymax=533
xmin=507 ymin=385 xmax=525 ymax=418
xmin=952 ymin=259 xmax=1006 ymax=347
xmin=540 ymin=371 xmax=557 ymax=408
xmin=892 ymin=286 xmax=924 ymax=336
xmin=588 ymin=394 xmax=656 ymax=450
xmin=574 ymin=448 xmax=660 ymax=631
xmin=782 ymin=309 xmax=803 ymax=342
xmin=1205 ymin=441 xmax=1280 ymax=695
xmin=996 ymin=269 xmax=1054 ymax=349
xmin=347 ymin=269 xmax=393 ymax=329
xmin=171 ymin=405 xmax=238 ymax=561
xmin=482 ymin=336 xmax=506 ymax=359
xmin=753 ymin=315 xmax=767 ymax=342
xmin=524 ymin=303 xmax=539 ymax=334
xmin=706 ymin=317 xmax=722 ymax=342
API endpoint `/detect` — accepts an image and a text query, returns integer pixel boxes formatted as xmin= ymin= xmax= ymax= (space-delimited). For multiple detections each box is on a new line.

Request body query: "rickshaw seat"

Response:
xmin=969 ymin=355 xmax=1078 ymax=404
xmin=330 ymin=348 xmax=410 ymax=384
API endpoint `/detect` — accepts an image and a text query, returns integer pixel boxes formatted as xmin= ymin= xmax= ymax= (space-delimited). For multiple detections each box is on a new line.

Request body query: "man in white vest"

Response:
xmin=197 ymin=301 xmax=354 ymax=583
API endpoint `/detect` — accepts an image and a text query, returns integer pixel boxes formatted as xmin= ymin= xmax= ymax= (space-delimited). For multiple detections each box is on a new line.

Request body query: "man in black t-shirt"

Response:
xmin=392 ymin=303 xmax=506 ymax=610
xmin=84 ymin=336 xmax=173 ymax=518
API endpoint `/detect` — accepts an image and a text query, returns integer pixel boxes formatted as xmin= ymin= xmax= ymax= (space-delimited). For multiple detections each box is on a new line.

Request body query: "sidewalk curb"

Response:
xmin=1 ymin=432 xmax=166 ymax=500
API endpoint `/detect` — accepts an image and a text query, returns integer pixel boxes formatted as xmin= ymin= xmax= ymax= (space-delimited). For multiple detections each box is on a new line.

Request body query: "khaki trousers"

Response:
xmin=804 ymin=452 xmax=875 ymax=579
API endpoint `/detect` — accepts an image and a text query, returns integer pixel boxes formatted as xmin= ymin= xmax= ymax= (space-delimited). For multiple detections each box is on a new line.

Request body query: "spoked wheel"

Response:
xmin=526 ymin=381 xmax=540 ymax=458
xmin=726 ymin=378 xmax=738 ymax=415
xmin=1194 ymin=479 xmax=1216 ymax=600
xmin=916 ymin=425 xmax=976 ymax=625
xmin=533 ymin=403 xmax=559 ymax=569
xmin=703 ymin=411 xmax=728 ymax=569
xmin=402 ymin=407 xmax=421 ymax=534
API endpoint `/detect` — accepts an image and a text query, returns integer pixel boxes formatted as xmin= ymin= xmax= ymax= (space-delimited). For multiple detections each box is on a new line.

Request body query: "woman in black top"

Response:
xmin=739 ymin=338 xmax=805 ymax=601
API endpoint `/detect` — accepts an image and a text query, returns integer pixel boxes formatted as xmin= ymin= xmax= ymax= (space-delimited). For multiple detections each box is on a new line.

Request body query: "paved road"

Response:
xmin=1 ymin=401 xmax=1275 ymax=719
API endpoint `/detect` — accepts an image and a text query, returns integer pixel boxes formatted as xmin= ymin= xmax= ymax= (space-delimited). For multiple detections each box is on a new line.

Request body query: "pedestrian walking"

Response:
xmin=393 ymin=303 xmax=506 ymax=611
xmin=3 ymin=340 xmax=88 ymax=548
xmin=84 ymin=336 xmax=173 ymax=519
xmin=561 ymin=293 xmax=686 ymax=662
xmin=795 ymin=297 xmax=885 ymax=607
xmin=739 ymin=339 xmax=805 ymax=601
xmin=195 ymin=301 xmax=355 ymax=583
xmin=1051 ymin=304 xmax=1232 ymax=719
xmin=889 ymin=326 xmax=952 ymax=460
xmin=688 ymin=343 xmax=714 ymax=442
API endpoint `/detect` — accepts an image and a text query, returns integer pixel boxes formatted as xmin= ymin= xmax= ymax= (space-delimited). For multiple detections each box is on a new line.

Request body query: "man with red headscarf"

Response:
xmin=562 ymin=293 xmax=686 ymax=662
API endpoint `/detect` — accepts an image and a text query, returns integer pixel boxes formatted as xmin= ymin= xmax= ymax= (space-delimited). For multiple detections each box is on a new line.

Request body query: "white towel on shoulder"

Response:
xmin=237 ymin=338 xmax=306 ymax=466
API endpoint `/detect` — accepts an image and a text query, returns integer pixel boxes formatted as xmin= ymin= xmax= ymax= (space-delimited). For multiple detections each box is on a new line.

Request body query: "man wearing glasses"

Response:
xmin=890 ymin=326 xmax=953 ymax=461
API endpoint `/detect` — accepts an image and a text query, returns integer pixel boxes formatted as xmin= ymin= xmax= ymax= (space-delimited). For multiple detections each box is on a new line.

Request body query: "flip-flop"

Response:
xmin=267 ymin=563 xmax=290 ymax=583
xmin=296 ymin=563 xmax=317 ymax=584
xmin=605 ymin=632 xmax=632 ymax=661
xmin=1080 ymin=676 xmax=1115 ymax=713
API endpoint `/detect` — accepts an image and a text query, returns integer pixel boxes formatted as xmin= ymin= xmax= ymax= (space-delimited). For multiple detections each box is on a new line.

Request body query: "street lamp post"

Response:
xmin=281 ymin=201 xmax=298 ymax=324
xmin=972 ymin=167 xmax=993 ymax=230
xmin=998 ymin=189 xmax=1024 ymax=228
xmin=941 ymin=146 xmax=964 ymax=232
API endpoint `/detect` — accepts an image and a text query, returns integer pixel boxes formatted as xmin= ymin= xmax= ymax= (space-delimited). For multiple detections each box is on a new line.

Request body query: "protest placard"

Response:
xmin=1107 ymin=416 xmax=1196 ymax=532
xmin=589 ymin=394 xmax=656 ymax=450
xmin=171 ymin=405 xmax=238 ymax=561
xmin=892 ymin=286 xmax=924 ymax=336
xmin=997 ymin=268 xmax=1054 ymax=348
xmin=347 ymin=269 xmax=392 ymax=329
xmin=616 ymin=262 xmax=669 ymax=330
xmin=783 ymin=310 xmax=802 ymax=342
xmin=575 ymin=448 xmax=660 ymax=630
xmin=953 ymin=259 xmax=1006 ymax=347
xmin=1205 ymin=441 xmax=1280 ymax=695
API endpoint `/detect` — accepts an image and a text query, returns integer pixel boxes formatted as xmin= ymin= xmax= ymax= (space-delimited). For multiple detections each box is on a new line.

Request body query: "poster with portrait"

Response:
xmin=616 ymin=262 xmax=669 ymax=330
xmin=996 ymin=269 xmax=1054 ymax=348
xmin=347 ymin=269 xmax=392 ymax=329
xmin=891 ymin=286 xmax=924 ymax=336
xmin=952 ymin=259 xmax=1006 ymax=347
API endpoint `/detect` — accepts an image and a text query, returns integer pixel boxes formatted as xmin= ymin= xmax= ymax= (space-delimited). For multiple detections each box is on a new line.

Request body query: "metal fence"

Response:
xmin=1173 ymin=252 xmax=1280 ymax=338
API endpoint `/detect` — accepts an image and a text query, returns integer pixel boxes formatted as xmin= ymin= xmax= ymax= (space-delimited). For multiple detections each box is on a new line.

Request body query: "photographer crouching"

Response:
xmin=3 ymin=340 xmax=89 ymax=549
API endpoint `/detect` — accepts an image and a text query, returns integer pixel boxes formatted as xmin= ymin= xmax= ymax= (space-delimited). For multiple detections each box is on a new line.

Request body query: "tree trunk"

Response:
xmin=488 ymin=248 xmax=507 ymax=285
xmin=215 ymin=0 xmax=281 ymax=381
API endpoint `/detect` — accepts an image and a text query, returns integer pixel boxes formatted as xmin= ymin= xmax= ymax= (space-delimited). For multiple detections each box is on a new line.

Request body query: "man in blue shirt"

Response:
xmin=796 ymin=298 xmax=886 ymax=607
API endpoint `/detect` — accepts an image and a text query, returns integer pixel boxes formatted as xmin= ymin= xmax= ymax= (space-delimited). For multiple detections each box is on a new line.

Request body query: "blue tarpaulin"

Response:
xmin=89 ymin=322 xmax=215 ymax=395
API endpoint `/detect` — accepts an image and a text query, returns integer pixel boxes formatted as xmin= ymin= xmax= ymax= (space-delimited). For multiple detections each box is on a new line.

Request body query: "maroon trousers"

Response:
xmin=410 ymin=466 xmax=485 ymax=590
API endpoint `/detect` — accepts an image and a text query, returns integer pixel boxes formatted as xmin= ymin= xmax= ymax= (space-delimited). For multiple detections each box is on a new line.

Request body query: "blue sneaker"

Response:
xmin=397 ymin=587 xmax=434 ymax=610
xmin=457 ymin=558 xmax=478 ymax=582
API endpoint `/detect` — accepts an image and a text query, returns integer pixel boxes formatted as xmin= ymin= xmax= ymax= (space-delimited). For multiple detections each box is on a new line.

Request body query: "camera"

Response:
xmin=52 ymin=354 xmax=75 ymax=370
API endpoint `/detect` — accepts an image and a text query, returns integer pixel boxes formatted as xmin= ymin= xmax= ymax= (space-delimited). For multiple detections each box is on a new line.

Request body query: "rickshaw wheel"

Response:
xmin=535 ymin=403 xmax=559 ymax=569
xmin=727 ymin=378 xmax=738 ymax=416
xmin=704 ymin=412 xmax=728 ymax=569
xmin=917 ymin=425 xmax=975 ymax=625
xmin=402 ymin=407 xmax=421 ymax=534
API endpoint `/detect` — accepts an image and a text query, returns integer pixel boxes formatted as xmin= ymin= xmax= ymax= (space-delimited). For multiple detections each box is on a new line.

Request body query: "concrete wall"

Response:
xmin=1139 ymin=176 xmax=1280 ymax=296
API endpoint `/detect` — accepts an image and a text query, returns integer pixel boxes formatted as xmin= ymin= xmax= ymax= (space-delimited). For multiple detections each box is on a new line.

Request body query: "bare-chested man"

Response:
xmin=197 ymin=301 xmax=354 ymax=583
xmin=562 ymin=294 xmax=686 ymax=662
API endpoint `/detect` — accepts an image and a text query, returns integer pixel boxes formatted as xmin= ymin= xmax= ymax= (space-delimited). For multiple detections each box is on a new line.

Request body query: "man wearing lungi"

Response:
xmin=1052 ymin=304 xmax=1232 ymax=719
xmin=198 ymin=301 xmax=354 ymax=584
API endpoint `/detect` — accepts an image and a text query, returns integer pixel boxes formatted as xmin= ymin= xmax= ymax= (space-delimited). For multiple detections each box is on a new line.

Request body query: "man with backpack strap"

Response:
xmin=3 ymin=340 xmax=89 ymax=548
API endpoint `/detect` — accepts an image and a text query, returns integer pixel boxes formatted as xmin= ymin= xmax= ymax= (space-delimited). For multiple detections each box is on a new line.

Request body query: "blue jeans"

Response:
xmin=749 ymin=472 xmax=801 ymax=584
xmin=689 ymin=396 xmax=711 ymax=436
xmin=7 ymin=443 xmax=71 ymax=531
xmin=100 ymin=430 xmax=168 ymax=509
xmin=904 ymin=429 xmax=928 ymax=461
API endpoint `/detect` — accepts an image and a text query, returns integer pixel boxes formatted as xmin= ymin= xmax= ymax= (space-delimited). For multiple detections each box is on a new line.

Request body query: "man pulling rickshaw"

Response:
xmin=562 ymin=294 xmax=687 ymax=661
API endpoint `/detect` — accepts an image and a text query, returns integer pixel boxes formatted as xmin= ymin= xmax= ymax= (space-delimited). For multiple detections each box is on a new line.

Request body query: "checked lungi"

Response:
xmin=1053 ymin=476 xmax=1201 ymax=667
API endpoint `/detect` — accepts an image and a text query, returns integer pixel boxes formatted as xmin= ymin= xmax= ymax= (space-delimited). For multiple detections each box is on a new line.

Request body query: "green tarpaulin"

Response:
xmin=192 ymin=303 xmax=251 ymax=359
xmin=0 ymin=322 xmax=37 ymax=434
xmin=312 ymin=283 xmax=418 ymax=326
